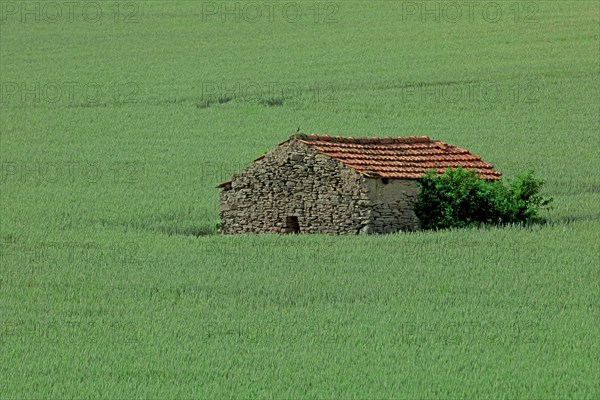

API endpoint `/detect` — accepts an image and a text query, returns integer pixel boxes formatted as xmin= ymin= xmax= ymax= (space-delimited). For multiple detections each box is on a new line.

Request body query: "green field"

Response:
xmin=1 ymin=0 xmax=599 ymax=398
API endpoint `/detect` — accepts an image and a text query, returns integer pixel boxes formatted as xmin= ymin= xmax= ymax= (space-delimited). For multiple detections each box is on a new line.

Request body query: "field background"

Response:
xmin=1 ymin=0 xmax=599 ymax=398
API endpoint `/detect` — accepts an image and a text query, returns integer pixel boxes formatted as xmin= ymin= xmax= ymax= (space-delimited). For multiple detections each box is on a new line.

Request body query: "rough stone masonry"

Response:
xmin=218 ymin=137 xmax=420 ymax=234
xmin=218 ymin=133 xmax=501 ymax=234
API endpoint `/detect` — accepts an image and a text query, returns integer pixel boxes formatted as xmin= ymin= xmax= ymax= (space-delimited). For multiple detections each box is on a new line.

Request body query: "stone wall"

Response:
xmin=219 ymin=139 xmax=420 ymax=234
xmin=360 ymin=178 xmax=420 ymax=233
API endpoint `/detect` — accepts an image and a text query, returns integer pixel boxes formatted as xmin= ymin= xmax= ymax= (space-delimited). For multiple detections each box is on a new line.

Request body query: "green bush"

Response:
xmin=415 ymin=168 xmax=553 ymax=230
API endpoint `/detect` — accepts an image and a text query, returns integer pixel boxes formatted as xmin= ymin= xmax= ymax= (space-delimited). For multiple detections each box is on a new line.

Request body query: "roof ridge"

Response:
xmin=292 ymin=133 xmax=431 ymax=144
xmin=290 ymin=133 xmax=501 ymax=180
xmin=218 ymin=134 xmax=501 ymax=187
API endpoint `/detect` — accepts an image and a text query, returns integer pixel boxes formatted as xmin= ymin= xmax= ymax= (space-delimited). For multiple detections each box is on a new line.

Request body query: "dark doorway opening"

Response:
xmin=285 ymin=216 xmax=300 ymax=234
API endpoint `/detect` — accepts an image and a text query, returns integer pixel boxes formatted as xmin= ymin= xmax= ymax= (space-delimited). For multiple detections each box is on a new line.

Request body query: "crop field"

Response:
xmin=0 ymin=0 xmax=599 ymax=398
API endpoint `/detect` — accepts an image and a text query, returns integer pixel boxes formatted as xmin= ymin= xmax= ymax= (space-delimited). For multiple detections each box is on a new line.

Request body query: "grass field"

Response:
xmin=1 ymin=0 xmax=599 ymax=398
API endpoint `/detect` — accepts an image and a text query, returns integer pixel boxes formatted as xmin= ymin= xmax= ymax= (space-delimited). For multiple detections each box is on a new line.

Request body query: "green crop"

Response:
xmin=1 ymin=1 xmax=598 ymax=398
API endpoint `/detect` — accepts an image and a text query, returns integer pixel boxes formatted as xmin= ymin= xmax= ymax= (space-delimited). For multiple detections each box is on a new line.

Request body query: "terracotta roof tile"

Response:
xmin=294 ymin=133 xmax=501 ymax=180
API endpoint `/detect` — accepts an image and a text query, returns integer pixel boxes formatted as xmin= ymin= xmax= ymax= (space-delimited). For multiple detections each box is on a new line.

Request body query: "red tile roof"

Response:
xmin=294 ymin=133 xmax=501 ymax=180
xmin=218 ymin=134 xmax=501 ymax=188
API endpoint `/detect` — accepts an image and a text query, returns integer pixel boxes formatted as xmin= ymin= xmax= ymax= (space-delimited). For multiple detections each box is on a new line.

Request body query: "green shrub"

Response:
xmin=415 ymin=168 xmax=553 ymax=230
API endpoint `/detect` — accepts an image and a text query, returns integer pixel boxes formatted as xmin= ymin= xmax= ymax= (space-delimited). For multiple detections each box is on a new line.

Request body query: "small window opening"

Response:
xmin=285 ymin=216 xmax=300 ymax=234
xmin=382 ymin=178 xmax=389 ymax=185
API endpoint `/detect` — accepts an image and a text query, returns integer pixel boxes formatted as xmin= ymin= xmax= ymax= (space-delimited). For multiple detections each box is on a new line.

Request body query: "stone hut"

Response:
xmin=218 ymin=134 xmax=501 ymax=234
